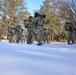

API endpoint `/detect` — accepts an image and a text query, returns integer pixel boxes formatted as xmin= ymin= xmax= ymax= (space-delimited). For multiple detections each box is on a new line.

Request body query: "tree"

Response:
xmin=40 ymin=0 xmax=62 ymax=41
xmin=0 ymin=0 xmax=29 ymax=35
xmin=59 ymin=0 xmax=76 ymax=21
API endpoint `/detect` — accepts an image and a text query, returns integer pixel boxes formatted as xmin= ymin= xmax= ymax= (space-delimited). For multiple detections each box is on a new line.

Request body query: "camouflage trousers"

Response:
xmin=8 ymin=33 xmax=13 ymax=43
xmin=43 ymin=35 xmax=50 ymax=43
xmin=67 ymin=30 xmax=75 ymax=43
xmin=36 ymin=26 xmax=43 ymax=44
xmin=27 ymin=28 xmax=33 ymax=44
xmin=15 ymin=34 xmax=21 ymax=43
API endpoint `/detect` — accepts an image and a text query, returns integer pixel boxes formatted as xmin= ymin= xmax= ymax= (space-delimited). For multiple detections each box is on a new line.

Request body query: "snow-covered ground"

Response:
xmin=0 ymin=40 xmax=76 ymax=75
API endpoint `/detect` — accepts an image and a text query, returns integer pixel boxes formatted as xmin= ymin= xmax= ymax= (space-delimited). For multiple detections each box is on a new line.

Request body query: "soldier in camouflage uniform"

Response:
xmin=8 ymin=25 xmax=15 ymax=43
xmin=14 ymin=25 xmax=23 ymax=43
xmin=64 ymin=21 xmax=75 ymax=44
xmin=70 ymin=21 xmax=76 ymax=43
xmin=43 ymin=27 xmax=50 ymax=43
xmin=24 ymin=16 xmax=34 ymax=44
xmin=35 ymin=13 xmax=49 ymax=46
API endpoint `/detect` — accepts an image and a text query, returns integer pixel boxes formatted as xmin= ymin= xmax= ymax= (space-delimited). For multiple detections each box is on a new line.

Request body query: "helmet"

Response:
xmin=34 ymin=12 xmax=39 ymax=17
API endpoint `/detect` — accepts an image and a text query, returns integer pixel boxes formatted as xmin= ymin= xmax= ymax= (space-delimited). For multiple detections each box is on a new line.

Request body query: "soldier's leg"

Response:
xmin=47 ymin=36 xmax=49 ymax=43
xmin=27 ymin=30 xmax=31 ymax=44
xmin=46 ymin=36 xmax=48 ymax=43
xmin=12 ymin=34 xmax=15 ymax=42
xmin=28 ymin=31 xmax=31 ymax=43
xmin=22 ymin=35 xmax=26 ymax=43
xmin=18 ymin=34 xmax=22 ymax=43
xmin=15 ymin=34 xmax=17 ymax=43
xmin=9 ymin=34 xmax=13 ymax=43
xmin=21 ymin=36 xmax=23 ymax=43
xmin=44 ymin=38 xmax=46 ymax=43
xmin=72 ymin=30 xmax=75 ymax=44
xmin=44 ymin=36 xmax=46 ymax=43
xmin=19 ymin=35 xmax=22 ymax=43
xmin=37 ymin=29 xmax=43 ymax=45
xmin=42 ymin=34 xmax=44 ymax=43
xmin=30 ymin=31 xmax=33 ymax=43
xmin=16 ymin=34 xmax=20 ymax=43
xmin=67 ymin=31 xmax=72 ymax=44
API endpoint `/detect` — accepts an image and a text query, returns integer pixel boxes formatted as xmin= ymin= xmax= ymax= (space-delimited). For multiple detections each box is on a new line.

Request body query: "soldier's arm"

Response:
xmin=43 ymin=18 xmax=49 ymax=24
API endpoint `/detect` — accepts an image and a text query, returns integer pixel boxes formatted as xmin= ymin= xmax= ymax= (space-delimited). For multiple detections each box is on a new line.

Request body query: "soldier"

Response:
xmin=8 ymin=25 xmax=15 ymax=43
xmin=35 ymin=13 xmax=49 ymax=46
xmin=24 ymin=16 xmax=34 ymax=44
xmin=14 ymin=25 xmax=23 ymax=43
xmin=70 ymin=21 xmax=76 ymax=43
xmin=43 ymin=28 xmax=50 ymax=43
xmin=64 ymin=21 xmax=75 ymax=44
xmin=0 ymin=31 xmax=2 ymax=41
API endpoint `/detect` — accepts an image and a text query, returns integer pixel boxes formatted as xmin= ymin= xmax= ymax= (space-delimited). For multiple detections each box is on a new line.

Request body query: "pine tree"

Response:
xmin=40 ymin=0 xmax=62 ymax=41
xmin=0 ymin=0 xmax=29 ymax=36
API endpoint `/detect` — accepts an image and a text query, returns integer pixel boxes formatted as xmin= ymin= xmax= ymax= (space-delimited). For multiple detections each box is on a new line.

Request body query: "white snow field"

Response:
xmin=0 ymin=40 xmax=76 ymax=75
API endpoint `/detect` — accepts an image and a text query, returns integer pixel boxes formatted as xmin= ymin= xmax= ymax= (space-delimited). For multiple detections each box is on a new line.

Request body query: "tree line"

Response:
xmin=0 ymin=0 xmax=76 ymax=41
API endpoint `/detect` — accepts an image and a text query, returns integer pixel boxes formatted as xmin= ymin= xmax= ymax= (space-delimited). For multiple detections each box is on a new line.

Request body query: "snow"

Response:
xmin=0 ymin=40 xmax=76 ymax=75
